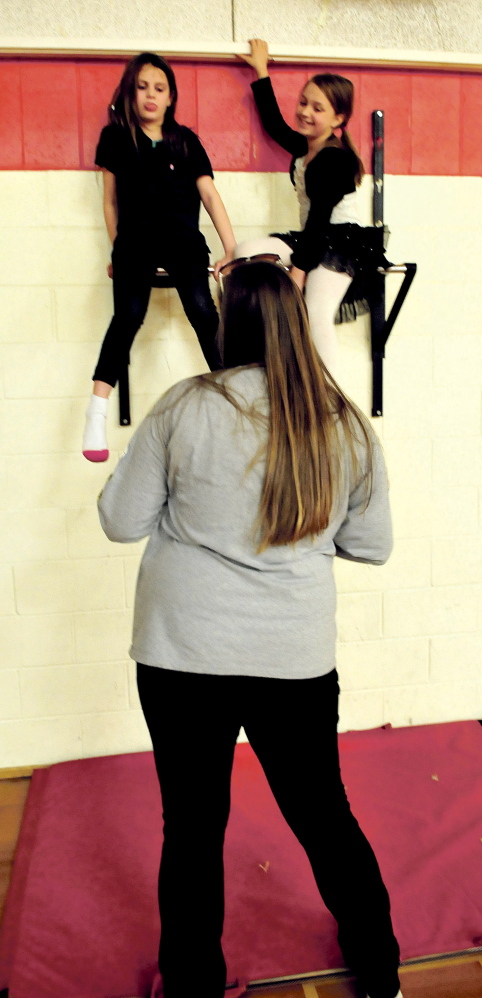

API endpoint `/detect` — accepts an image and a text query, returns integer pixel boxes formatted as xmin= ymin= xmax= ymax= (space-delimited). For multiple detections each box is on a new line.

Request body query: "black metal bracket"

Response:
xmin=370 ymin=109 xmax=417 ymax=417
xmin=371 ymin=263 xmax=417 ymax=417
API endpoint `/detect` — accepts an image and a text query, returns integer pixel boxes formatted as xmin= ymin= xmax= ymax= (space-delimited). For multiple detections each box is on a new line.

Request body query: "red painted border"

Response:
xmin=0 ymin=58 xmax=481 ymax=175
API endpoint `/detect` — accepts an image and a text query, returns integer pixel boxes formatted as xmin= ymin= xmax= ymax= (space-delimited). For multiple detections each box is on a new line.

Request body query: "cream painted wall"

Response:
xmin=0 ymin=168 xmax=481 ymax=767
xmin=235 ymin=0 xmax=482 ymax=51
xmin=2 ymin=0 xmax=482 ymax=51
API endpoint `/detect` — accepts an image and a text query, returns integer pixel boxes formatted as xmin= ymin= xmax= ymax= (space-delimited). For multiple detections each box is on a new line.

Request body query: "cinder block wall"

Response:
xmin=2 ymin=0 xmax=482 ymax=51
xmin=1 ymin=57 xmax=481 ymax=767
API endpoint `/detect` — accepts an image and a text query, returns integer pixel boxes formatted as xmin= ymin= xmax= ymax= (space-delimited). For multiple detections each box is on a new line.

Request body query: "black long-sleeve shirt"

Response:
xmin=251 ymin=77 xmax=358 ymax=273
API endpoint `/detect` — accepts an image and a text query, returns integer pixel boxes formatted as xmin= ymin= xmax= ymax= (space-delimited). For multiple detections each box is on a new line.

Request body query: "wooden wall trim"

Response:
xmin=0 ymin=38 xmax=482 ymax=73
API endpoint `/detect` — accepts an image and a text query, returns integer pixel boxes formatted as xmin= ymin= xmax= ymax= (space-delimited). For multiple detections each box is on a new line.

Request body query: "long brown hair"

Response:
xmin=108 ymin=52 xmax=187 ymax=159
xmin=309 ymin=73 xmax=365 ymax=186
xmin=198 ymin=263 xmax=373 ymax=552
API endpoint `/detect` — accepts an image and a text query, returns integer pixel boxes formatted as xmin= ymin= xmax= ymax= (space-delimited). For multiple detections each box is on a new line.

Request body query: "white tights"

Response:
xmin=305 ymin=265 xmax=352 ymax=381
xmin=233 ymin=238 xmax=352 ymax=380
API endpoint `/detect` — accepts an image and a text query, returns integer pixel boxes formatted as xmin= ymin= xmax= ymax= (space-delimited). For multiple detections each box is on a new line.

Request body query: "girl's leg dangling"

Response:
xmin=163 ymin=245 xmax=220 ymax=370
xmin=83 ymin=242 xmax=154 ymax=462
xmin=304 ymin=265 xmax=352 ymax=381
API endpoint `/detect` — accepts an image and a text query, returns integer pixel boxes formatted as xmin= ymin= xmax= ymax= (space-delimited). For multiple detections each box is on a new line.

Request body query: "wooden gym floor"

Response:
xmin=245 ymin=953 xmax=482 ymax=997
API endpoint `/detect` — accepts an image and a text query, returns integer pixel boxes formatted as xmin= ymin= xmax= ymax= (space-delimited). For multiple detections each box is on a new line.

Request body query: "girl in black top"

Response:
xmin=240 ymin=39 xmax=385 ymax=379
xmin=83 ymin=52 xmax=236 ymax=462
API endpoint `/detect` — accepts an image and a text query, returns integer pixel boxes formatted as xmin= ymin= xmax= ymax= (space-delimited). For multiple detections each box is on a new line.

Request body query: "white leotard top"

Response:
xmin=294 ymin=157 xmax=360 ymax=228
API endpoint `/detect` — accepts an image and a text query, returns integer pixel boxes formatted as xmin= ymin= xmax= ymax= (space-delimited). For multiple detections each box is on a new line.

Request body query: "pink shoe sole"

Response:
xmin=83 ymin=449 xmax=109 ymax=463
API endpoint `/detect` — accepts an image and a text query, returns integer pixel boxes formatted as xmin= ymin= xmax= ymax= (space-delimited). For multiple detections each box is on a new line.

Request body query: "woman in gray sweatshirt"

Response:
xmin=98 ymin=258 xmax=402 ymax=998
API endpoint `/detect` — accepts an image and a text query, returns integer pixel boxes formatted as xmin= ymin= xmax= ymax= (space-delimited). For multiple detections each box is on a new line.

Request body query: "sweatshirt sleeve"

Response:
xmin=251 ymin=77 xmax=307 ymax=157
xmin=97 ymin=410 xmax=168 ymax=543
xmin=334 ymin=436 xmax=393 ymax=566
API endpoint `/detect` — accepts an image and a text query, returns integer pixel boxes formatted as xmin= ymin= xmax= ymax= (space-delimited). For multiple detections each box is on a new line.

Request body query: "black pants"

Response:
xmin=93 ymin=235 xmax=220 ymax=387
xmin=137 ymin=665 xmax=401 ymax=998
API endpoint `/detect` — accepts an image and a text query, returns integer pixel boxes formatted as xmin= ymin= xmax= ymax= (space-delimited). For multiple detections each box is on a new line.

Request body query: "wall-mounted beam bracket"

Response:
xmin=371 ymin=263 xmax=417 ymax=417
xmin=370 ymin=109 xmax=417 ymax=417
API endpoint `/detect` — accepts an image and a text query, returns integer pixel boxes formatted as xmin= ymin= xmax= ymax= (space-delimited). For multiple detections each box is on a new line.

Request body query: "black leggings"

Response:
xmin=137 ymin=665 xmax=401 ymax=998
xmin=93 ymin=237 xmax=220 ymax=387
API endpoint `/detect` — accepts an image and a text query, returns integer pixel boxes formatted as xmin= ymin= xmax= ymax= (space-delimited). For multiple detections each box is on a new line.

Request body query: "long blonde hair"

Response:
xmin=199 ymin=263 xmax=372 ymax=552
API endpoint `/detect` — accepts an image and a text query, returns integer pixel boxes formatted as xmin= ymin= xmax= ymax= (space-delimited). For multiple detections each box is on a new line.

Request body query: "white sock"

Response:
xmin=82 ymin=395 xmax=109 ymax=457
xmin=367 ymin=992 xmax=403 ymax=998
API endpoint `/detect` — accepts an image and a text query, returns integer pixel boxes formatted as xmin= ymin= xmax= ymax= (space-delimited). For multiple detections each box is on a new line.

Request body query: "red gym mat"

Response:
xmin=1 ymin=721 xmax=482 ymax=998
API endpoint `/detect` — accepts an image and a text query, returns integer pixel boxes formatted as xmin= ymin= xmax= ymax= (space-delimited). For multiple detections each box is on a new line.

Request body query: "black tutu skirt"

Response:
xmin=270 ymin=224 xmax=391 ymax=324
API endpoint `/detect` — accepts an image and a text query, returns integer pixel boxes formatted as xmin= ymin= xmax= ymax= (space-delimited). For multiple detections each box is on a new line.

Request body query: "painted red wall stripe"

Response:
xmin=358 ymin=70 xmax=412 ymax=176
xmin=21 ymin=61 xmax=81 ymax=169
xmin=411 ymin=74 xmax=461 ymax=176
xmin=173 ymin=64 xmax=198 ymax=132
xmin=197 ymin=65 xmax=252 ymax=171
xmin=78 ymin=61 xmax=125 ymax=169
xmin=460 ymin=74 xmax=482 ymax=176
xmin=0 ymin=58 xmax=481 ymax=176
xmin=0 ymin=62 xmax=23 ymax=168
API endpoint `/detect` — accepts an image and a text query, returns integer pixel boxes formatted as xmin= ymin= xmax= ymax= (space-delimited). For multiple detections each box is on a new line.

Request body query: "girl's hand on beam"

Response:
xmin=238 ymin=39 xmax=270 ymax=79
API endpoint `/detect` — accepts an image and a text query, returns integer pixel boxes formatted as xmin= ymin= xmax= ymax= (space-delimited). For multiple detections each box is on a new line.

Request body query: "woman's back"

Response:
xmin=98 ymin=366 xmax=391 ymax=678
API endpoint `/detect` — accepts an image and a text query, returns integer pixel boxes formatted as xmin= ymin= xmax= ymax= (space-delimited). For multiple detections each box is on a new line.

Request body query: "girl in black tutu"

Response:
xmin=240 ymin=39 xmax=387 ymax=379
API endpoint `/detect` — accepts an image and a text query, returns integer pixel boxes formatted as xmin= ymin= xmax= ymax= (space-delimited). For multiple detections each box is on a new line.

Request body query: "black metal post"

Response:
xmin=118 ymin=359 xmax=131 ymax=427
xmin=371 ymin=109 xmax=385 ymax=418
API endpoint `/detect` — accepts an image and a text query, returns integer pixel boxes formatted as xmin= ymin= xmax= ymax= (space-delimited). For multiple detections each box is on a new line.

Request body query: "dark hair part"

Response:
xmin=308 ymin=73 xmax=365 ymax=185
xmin=199 ymin=263 xmax=372 ymax=551
xmin=109 ymin=52 xmax=187 ymax=159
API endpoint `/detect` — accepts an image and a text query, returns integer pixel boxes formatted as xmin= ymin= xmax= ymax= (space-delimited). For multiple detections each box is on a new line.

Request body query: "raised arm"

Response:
xmin=240 ymin=37 xmax=270 ymax=79
xmin=239 ymin=39 xmax=306 ymax=157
